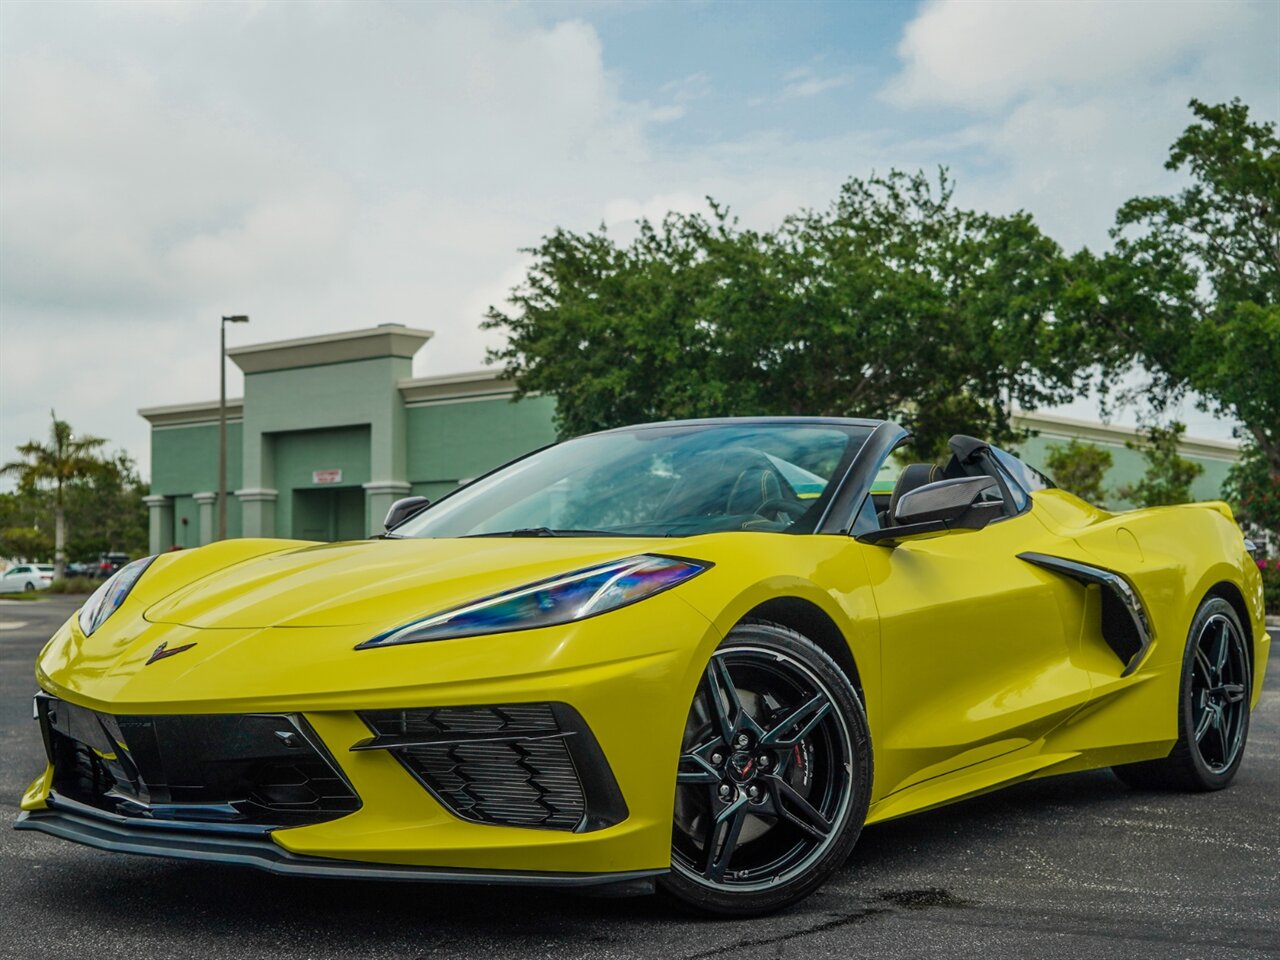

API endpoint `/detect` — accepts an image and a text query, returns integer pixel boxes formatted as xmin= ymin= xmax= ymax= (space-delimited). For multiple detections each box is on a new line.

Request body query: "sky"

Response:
xmin=1 ymin=0 xmax=1277 ymax=481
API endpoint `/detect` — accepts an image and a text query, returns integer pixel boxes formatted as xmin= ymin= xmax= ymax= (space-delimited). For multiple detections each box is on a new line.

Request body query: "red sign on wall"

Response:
xmin=312 ymin=469 xmax=343 ymax=485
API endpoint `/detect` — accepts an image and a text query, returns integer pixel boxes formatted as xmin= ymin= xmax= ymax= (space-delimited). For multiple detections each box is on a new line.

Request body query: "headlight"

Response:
xmin=357 ymin=554 xmax=709 ymax=649
xmin=78 ymin=556 xmax=156 ymax=636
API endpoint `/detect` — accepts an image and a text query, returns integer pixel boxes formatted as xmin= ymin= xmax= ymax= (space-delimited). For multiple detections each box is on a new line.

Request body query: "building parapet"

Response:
xmin=139 ymin=400 xmax=244 ymax=428
xmin=399 ymin=369 xmax=517 ymax=407
xmin=138 ymin=372 xmax=514 ymax=434
xmin=228 ymin=324 xmax=433 ymax=375
xmin=1013 ymin=410 xmax=1241 ymax=463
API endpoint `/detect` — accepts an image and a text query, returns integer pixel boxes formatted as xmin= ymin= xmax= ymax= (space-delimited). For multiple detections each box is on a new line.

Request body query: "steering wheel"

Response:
xmin=754 ymin=497 xmax=808 ymax=523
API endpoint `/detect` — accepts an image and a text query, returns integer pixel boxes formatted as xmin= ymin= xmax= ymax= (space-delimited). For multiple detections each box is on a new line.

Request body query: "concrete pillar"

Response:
xmin=142 ymin=495 xmax=174 ymax=555
xmin=237 ymin=488 xmax=278 ymax=538
xmin=363 ymin=481 xmax=412 ymax=536
xmin=193 ymin=492 xmax=218 ymax=546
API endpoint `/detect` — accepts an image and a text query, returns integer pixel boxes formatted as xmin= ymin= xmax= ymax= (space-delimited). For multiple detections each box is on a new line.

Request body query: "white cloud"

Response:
xmin=780 ymin=66 xmax=851 ymax=100
xmin=749 ymin=65 xmax=852 ymax=106
xmin=602 ymin=192 xmax=708 ymax=227
xmin=882 ymin=0 xmax=1280 ymax=253
xmin=0 ymin=53 xmax=338 ymax=313
xmin=660 ymin=72 xmax=712 ymax=103
xmin=1 ymin=0 xmax=1275 ymax=480
xmin=883 ymin=0 xmax=1253 ymax=111
xmin=0 ymin=2 xmax=665 ymax=476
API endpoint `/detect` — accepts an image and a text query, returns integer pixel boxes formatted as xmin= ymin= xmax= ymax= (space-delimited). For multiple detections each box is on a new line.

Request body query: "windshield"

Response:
xmin=396 ymin=421 xmax=874 ymax=539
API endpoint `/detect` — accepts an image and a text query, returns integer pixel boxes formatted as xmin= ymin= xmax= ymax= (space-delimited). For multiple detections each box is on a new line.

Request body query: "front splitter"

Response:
xmin=15 ymin=803 xmax=663 ymax=894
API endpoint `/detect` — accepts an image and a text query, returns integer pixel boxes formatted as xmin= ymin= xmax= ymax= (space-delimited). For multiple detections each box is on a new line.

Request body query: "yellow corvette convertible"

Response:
xmin=17 ymin=418 xmax=1268 ymax=915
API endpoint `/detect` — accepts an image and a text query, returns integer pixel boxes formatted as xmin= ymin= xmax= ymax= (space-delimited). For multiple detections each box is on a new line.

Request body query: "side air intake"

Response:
xmin=1018 ymin=552 xmax=1155 ymax=676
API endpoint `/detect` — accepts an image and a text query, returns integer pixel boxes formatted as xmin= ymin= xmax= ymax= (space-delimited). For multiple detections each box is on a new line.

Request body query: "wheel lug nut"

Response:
xmin=711 ymin=753 xmax=723 ymax=765
xmin=734 ymin=734 xmax=749 ymax=749
xmin=718 ymin=783 xmax=733 ymax=800
xmin=747 ymin=785 xmax=759 ymax=799
xmin=757 ymin=755 xmax=770 ymax=768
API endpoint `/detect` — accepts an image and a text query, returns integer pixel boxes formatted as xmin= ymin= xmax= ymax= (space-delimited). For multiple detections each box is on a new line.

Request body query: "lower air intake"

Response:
xmin=357 ymin=703 xmax=627 ymax=833
xmin=38 ymin=695 xmax=360 ymax=828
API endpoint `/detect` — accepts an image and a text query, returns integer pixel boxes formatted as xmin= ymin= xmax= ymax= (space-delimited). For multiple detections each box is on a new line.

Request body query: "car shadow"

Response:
xmin=19 ymin=767 xmax=1141 ymax=945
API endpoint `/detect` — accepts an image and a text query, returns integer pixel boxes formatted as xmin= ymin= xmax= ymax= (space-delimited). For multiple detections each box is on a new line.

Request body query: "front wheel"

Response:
xmin=1113 ymin=597 xmax=1252 ymax=791
xmin=23 ymin=582 xmax=35 ymax=593
xmin=659 ymin=620 xmax=872 ymax=916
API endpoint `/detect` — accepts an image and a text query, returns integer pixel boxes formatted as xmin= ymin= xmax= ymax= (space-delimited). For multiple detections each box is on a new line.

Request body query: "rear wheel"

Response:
xmin=659 ymin=621 xmax=871 ymax=916
xmin=23 ymin=582 xmax=35 ymax=593
xmin=1113 ymin=597 xmax=1251 ymax=791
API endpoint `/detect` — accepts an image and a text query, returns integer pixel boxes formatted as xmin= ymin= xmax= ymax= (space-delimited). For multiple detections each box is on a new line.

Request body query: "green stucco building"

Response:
xmin=139 ymin=325 xmax=1241 ymax=554
xmin=140 ymin=325 xmax=555 ymax=552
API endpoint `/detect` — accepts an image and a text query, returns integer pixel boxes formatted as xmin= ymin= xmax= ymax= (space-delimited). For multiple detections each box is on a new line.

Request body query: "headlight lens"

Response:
xmin=78 ymin=556 xmax=156 ymax=636
xmin=357 ymin=554 xmax=708 ymax=649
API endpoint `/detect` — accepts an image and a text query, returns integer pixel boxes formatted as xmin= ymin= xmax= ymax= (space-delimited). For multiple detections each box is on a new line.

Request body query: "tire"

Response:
xmin=1113 ymin=597 xmax=1251 ymax=791
xmin=658 ymin=620 xmax=872 ymax=916
xmin=23 ymin=582 xmax=35 ymax=593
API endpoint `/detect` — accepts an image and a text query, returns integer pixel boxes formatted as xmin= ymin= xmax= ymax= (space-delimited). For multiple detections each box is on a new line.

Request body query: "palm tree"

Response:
xmin=2 ymin=412 xmax=105 ymax=579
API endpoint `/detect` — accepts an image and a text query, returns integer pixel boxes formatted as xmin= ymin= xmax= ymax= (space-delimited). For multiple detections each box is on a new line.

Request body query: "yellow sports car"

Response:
xmin=16 ymin=418 xmax=1269 ymax=916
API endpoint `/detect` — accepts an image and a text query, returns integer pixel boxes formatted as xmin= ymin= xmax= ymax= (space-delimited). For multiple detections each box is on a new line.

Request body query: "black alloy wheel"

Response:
xmin=1189 ymin=612 xmax=1250 ymax=774
xmin=1114 ymin=596 xmax=1252 ymax=791
xmin=659 ymin=620 xmax=871 ymax=916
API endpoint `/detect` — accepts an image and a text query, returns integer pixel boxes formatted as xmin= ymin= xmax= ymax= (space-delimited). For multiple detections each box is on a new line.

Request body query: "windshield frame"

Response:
xmin=391 ymin=417 xmax=885 ymax=540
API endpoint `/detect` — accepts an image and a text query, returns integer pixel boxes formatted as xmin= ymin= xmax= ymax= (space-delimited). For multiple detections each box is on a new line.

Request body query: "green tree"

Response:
xmin=1 ymin=412 xmax=106 ymax=578
xmin=0 ymin=489 xmax=51 ymax=561
xmin=0 ymin=452 xmax=148 ymax=567
xmin=0 ymin=527 xmax=54 ymax=563
xmin=1092 ymin=99 xmax=1280 ymax=474
xmin=1045 ymin=439 xmax=1113 ymax=506
xmin=1223 ymin=443 xmax=1280 ymax=538
xmin=485 ymin=170 xmax=1092 ymax=459
xmin=1115 ymin=422 xmax=1204 ymax=508
xmin=63 ymin=451 xmax=149 ymax=561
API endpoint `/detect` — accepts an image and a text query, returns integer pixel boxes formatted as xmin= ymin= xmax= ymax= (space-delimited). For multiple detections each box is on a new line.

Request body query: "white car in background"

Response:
xmin=0 ymin=564 xmax=55 ymax=593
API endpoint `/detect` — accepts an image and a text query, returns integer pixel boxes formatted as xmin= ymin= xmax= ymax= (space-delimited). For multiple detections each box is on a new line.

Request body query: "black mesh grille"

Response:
xmin=403 ymin=737 xmax=585 ymax=830
xmin=39 ymin=696 xmax=359 ymax=828
xmin=373 ymin=703 xmax=560 ymax=738
xmin=360 ymin=703 xmax=626 ymax=833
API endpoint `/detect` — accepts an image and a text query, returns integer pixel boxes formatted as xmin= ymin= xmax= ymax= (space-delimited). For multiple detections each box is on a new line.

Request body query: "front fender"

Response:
xmin=673 ymin=533 xmax=881 ymax=746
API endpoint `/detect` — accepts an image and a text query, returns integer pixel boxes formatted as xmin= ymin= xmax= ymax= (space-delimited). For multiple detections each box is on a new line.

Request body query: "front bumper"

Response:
xmin=22 ymin=589 xmax=721 ymax=877
xmin=14 ymin=799 xmax=661 ymax=893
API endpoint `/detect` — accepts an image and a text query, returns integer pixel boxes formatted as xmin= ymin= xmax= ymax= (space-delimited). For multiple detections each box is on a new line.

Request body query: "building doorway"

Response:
xmin=292 ymin=487 xmax=365 ymax=541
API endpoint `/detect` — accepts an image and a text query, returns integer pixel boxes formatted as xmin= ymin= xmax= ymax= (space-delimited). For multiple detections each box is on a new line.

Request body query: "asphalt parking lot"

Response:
xmin=1 ymin=595 xmax=1276 ymax=960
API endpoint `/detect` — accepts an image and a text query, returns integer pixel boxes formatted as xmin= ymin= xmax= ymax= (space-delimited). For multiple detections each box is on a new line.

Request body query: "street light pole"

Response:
xmin=218 ymin=315 xmax=249 ymax=541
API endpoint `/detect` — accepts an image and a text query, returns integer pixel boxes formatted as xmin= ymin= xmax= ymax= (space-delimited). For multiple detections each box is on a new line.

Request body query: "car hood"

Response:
xmin=142 ymin=536 xmax=681 ymax=631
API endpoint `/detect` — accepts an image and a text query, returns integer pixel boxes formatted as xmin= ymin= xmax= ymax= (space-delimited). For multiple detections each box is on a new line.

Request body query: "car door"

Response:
xmin=0 ymin=566 xmax=29 ymax=593
xmin=856 ymin=445 xmax=1094 ymax=799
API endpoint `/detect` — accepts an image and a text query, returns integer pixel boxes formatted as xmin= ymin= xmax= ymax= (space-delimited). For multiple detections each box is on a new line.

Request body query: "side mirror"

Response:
xmin=895 ymin=476 xmax=1001 ymax=527
xmin=859 ymin=476 xmax=1003 ymax=546
xmin=384 ymin=496 xmax=431 ymax=533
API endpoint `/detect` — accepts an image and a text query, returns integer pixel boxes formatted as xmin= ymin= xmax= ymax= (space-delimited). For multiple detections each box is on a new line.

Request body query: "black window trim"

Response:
xmin=822 ymin=421 xmax=909 ymax=536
